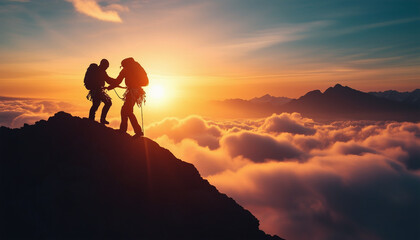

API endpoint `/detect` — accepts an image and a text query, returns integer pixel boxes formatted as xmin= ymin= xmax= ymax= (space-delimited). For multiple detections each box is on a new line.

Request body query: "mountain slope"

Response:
xmin=0 ymin=112 xmax=281 ymax=240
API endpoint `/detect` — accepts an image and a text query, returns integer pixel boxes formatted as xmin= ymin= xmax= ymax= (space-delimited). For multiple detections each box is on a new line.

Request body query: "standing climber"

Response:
xmin=108 ymin=57 xmax=149 ymax=137
xmin=84 ymin=59 xmax=114 ymax=124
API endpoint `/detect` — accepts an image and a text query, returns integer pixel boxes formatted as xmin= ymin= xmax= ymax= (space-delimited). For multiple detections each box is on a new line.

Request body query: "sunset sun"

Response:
xmin=146 ymin=84 xmax=166 ymax=103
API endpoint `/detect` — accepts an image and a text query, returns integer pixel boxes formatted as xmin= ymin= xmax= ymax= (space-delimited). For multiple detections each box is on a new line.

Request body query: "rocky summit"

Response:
xmin=0 ymin=112 xmax=282 ymax=240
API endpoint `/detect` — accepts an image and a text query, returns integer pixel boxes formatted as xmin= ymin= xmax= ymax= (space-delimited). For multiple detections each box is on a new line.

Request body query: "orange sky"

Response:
xmin=0 ymin=0 xmax=419 ymax=123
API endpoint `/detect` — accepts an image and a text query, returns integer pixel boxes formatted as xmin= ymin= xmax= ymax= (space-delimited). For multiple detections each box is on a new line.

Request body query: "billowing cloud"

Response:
xmin=209 ymin=155 xmax=420 ymax=240
xmin=146 ymin=116 xmax=222 ymax=150
xmin=67 ymin=0 xmax=128 ymax=23
xmin=260 ymin=112 xmax=316 ymax=135
xmin=147 ymin=113 xmax=420 ymax=239
xmin=221 ymin=131 xmax=303 ymax=162
xmin=155 ymin=135 xmax=250 ymax=177
xmin=0 ymin=97 xmax=79 ymax=128
xmin=330 ymin=141 xmax=377 ymax=156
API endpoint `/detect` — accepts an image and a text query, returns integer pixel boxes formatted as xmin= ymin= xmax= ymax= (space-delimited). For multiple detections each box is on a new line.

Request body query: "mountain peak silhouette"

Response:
xmin=284 ymin=84 xmax=420 ymax=121
xmin=323 ymin=84 xmax=359 ymax=96
xmin=249 ymin=94 xmax=291 ymax=104
xmin=0 ymin=112 xmax=282 ymax=240
xmin=301 ymin=89 xmax=322 ymax=99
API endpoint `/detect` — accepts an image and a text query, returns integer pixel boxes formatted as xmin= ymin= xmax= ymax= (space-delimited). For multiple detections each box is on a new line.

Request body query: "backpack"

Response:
xmin=84 ymin=63 xmax=100 ymax=90
xmin=121 ymin=58 xmax=149 ymax=88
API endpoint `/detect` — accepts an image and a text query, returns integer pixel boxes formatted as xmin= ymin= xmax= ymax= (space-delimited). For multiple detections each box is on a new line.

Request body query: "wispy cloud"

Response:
xmin=335 ymin=17 xmax=420 ymax=36
xmin=67 ymin=0 xmax=128 ymax=23
xmin=224 ymin=21 xmax=331 ymax=52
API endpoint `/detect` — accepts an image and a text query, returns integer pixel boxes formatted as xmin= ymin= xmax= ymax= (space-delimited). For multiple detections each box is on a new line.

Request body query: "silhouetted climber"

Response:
xmin=84 ymin=59 xmax=114 ymax=124
xmin=108 ymin=57 xmax=149 ymax=137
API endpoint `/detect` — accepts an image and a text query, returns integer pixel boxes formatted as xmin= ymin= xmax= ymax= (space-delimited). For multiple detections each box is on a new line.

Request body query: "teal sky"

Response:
xmin=0 ymin=0 xmax=419 ymax=99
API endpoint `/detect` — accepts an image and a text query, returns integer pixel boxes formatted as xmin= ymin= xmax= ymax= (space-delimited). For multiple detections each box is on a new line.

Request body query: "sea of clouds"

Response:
xmin=146 ymin=112 xmax=420 ymax=240
xmin=1 ymin=97 xmax=419 ymax=240
xmin=0 ymin=97 xmax=79 ymax=128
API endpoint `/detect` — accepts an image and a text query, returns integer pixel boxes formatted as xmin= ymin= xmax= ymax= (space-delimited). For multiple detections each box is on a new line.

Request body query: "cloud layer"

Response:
xmin=0 ymin=97 xmax=78 ymax=128
xmin=67 ymin=0 xmax=128 ymax=23
xmin=147 ymin=116 xmax=222 ymax=150
xmin=147 ymin=113 xmax=420 ymax=240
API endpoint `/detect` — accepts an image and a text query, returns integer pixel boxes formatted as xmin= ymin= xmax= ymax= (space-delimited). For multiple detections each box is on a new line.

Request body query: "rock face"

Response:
xmin=0 ymin=112 xmax=282 ymax=240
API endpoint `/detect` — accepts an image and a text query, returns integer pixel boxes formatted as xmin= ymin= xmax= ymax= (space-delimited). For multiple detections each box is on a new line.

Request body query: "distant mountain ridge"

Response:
xmin=281 ymin=84 xmax=420 ymax=121
xmin=220 ymin=94 xmax=292 ymax=107
xmin=281 ymin=84 xmax=419 ymax=121
xmin=212 ymin=84 xmax=419 ymax=121
xmin=0 ymin=112 xmax=282 ymax=240
xmin=211 ymin=95 xmax=293 ymax=118
xmin=249 ymin=94 xmax=292 ymax=105
xmin=369 ymin=89 xmax=420 ymax=107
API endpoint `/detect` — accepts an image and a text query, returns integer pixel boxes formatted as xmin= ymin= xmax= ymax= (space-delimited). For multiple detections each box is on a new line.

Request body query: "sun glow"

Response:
xmin=146 ymin=84 xmax=166 ymax=103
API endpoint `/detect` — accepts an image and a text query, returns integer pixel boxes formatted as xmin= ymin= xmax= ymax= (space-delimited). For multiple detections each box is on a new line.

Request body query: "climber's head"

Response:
xmin=99 ymin=59 xmax=109 ymax=70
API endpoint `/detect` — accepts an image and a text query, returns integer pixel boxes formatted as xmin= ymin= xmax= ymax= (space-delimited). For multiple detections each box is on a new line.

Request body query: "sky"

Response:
xmin=1 ymin=1 xmax=420 ymax=239
xmin=0 ymin=0 xmax=419 ymax=101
